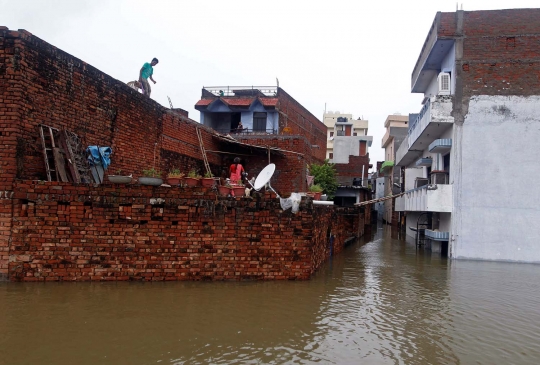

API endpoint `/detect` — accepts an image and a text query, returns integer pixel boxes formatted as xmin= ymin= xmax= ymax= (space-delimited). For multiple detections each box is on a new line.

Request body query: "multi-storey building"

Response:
xmin=321 ymin=112 xmax=373 ymax=206
xmin=380 ymin=115 xmax=408 ymax=225
xmin=395 ymin=8 xmax=540 ymax=262
xmin=323 ymin=112 xmax=370 ymax=161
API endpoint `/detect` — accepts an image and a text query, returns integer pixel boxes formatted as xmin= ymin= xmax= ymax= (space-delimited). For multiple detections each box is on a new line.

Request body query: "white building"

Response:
xmin=395 ymin=9 xmax=540 ymax=263
xmin=323 ymin=112 xmax=371 ymax=162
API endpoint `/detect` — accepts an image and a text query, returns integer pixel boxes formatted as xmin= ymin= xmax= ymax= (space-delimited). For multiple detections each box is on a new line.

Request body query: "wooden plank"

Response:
xmin=58 ymin=130 xmax=81 ymax=182
xmin=39 ymin=125 xmax=52 ymax=181
xmin=53 ymin=147 xmax=69 ymax=182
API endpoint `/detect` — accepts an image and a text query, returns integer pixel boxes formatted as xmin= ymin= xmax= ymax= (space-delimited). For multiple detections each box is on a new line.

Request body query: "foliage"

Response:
xmin=309 ymin=160 xmax=337 ymax=198
xmin=142 ymin=168 xmax=160 ymax=177
xmin=115 ymin=169 xmax=123 ymax=175
xmin=168 ymin=168 xmax=184 ymax=178
xmin=187 ymin=169 xmax=201 ymax=178
xmin=204 ymin=171 xmax=214 ymax=178
xmin=309 ymin=184 xmax=323 ymax=193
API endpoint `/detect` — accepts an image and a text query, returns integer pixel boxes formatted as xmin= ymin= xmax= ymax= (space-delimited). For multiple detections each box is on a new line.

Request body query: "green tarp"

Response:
xmin=380 ymin=160 xmax=394 ymax=173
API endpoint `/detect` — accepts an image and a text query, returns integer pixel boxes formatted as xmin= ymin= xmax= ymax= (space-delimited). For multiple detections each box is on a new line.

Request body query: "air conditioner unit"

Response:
xmin=430 ymin=171 xmax=449 ymax=184
xmin=336 ymin=131 xmax=345 ymax=136
xmin=415 ymin=178 xmax=429 ymax=188
xmin=438 ymin=72 xmax=451 ymax=95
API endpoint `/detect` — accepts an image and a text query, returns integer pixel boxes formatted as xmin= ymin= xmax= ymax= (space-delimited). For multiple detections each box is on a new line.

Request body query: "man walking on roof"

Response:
xmin=139 ymin=58 xmax=159 ymax=97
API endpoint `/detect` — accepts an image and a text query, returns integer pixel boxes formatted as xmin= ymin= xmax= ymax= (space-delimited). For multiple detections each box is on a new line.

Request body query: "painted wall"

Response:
xmin=404 ymin=167 xmax=424 ymax=190
xmin=332 ymin=136 xmax=373 ymax=164
xmin=453 ymin=95 xmax=540 ymax=262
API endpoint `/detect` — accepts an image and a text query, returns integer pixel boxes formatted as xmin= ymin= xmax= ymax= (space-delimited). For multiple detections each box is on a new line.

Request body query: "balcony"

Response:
xmin=395 ymin=184 xmax=452 ymax=213
xmin=214 ymin=128 xmax=277 ymax=135
xmin=425 ymin=229 xmax=450 ymax=241
xmin=396 ymin=95 xmax=454 ymax=166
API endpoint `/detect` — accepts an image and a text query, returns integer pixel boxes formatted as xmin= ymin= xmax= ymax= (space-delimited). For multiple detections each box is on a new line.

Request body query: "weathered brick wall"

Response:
xmin=437 ymin=9 xmax=540 ymax=97
xmin=0 ymin=27 xmax=23 ymax=277
xmin=334 ymin=154 xmax=370 ymax=186
xmin=0 ymin=27 xmax=367 ymax=277
xmin=276 ymin=88 xmax=327 ymax=162
xmin=237 ymin=135 xmax=313 ymax=193
xmin=8 ymin=181 xmax=362 ymax=282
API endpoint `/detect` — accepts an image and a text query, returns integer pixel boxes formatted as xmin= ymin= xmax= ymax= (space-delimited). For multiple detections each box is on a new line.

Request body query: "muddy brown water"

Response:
xmin=1 ymin=226 xmax=540 ymax=364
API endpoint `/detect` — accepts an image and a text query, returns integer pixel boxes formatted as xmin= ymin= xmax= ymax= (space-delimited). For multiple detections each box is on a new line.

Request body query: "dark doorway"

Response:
xmin=231 ymin=113 xmax=241 ymax=132
xmin=443 ymin=153 xmax=450 ymax=175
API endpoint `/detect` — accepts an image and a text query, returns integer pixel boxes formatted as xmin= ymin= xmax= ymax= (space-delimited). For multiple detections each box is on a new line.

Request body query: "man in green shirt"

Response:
xmin=139 ymin=58 xmax=159 ymax=97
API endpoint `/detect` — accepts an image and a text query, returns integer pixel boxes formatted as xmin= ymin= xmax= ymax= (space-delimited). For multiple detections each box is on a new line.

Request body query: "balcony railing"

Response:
xmin=214 ymin=128 xmax=277 ymax=135
xmin=203 ymin=86 xmax=278 ymax=97
xmin=407 ymin=96 xmax=454 ymax=149
xmin=395 ymin=184 xmax=452 ymax=213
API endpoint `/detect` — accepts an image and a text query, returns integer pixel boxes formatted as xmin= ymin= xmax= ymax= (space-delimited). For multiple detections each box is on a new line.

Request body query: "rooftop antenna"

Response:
xmin=167 ymin=96 xmax=174 ymax=109
xmin=276 ymin=77 xmax=279 ymax=88
xmin=249 ymin=163 xmax=280 ymax=198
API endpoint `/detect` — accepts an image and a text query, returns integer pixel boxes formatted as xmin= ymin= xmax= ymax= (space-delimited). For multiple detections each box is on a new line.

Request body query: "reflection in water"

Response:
xmin=1 ymin=225 xmax=540 ymax=364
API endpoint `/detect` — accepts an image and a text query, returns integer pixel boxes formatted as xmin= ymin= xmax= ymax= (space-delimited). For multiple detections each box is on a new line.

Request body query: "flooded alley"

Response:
xmin=1 ymin=226 xmax=540 ymax=365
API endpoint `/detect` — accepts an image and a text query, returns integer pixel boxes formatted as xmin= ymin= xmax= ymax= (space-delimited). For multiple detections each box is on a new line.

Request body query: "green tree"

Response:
xmin=309 ymin=160 xmax=338 ymax=198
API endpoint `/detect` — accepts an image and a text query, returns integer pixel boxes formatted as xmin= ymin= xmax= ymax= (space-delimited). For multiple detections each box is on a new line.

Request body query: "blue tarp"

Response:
xmin=87 ymin=146 xmax=112 ymax=170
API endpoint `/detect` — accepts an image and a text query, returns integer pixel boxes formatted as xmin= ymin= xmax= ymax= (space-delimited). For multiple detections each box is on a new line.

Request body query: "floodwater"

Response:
xmin=2 ymin=226 xmax=540 ymax=365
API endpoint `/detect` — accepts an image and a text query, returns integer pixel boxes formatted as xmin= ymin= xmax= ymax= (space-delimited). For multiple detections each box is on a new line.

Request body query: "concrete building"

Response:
xmin=320 ymin=112 xmax=373 ymax=206
xmin=395 ymin=9 xmax=540 ymax=263
xmin=380 ymin=115 xmax=408 ymax=225
xmin=323 ymin=112 xmax=371 ymax=161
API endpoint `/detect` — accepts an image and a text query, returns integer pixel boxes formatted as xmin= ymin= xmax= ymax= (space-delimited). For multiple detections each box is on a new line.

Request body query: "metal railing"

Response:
xmin=214 ymin=128 xmax=277 ymax=135
xmin=203 ymin=86 xmax=278 ymax=97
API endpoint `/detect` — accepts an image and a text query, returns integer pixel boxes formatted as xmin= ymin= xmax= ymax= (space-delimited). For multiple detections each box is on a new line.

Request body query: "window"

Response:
xmin=353 ymin=133 xmax=357 ymax=136
xmin=253 ymin=112 xmax=267 ymax=132
xmin=329 ymin=153 xmax=333 ymax=159
xmin=330 ymin=132 xmax=334 ymax=137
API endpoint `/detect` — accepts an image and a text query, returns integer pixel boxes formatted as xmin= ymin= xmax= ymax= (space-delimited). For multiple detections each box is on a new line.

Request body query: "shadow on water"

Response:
xmin=1 ymin=225 xmax=540 ymax=364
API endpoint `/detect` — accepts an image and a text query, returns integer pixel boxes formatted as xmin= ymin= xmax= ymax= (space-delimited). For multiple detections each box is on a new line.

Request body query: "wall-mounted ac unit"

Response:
xmin=336 ymin=131 xmax=345 ymax=136
xmin=415 ymin=178 xmax=429 ymax=188
xmin=438 ymin=72 xmax=451 ymax=95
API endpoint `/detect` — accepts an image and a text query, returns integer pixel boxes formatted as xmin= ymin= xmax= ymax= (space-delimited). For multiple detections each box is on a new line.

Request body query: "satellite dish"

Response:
xmin=251 ymin=163 xmax=280 ymax=198
xmin=254 ymin=163 xmax=276 ymax=190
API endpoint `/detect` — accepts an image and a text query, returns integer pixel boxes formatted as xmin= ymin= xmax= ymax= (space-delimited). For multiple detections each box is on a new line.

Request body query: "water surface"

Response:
xmin=1 ymin=226 xmax=540 ymax=364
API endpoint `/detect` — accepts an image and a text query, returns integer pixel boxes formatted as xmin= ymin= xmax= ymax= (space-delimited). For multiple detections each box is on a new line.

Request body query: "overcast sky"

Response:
xmin=2 ymin=0 xmax=539 ymax=168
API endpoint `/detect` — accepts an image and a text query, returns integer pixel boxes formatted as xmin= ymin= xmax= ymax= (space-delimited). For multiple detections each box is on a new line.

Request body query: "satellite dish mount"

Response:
xmin=249 ymin=163 xmax=280 ymax=198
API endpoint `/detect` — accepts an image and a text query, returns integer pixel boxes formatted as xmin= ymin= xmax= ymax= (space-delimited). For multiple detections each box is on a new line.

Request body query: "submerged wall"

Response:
xmin=7 ymin=181 xmax=364 ymax=281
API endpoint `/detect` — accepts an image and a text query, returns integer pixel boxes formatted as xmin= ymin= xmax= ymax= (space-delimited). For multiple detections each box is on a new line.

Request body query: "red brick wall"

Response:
xmin=276 ymin=88 xmax=327 ymax=162
xmin=8 ymin=181 xmax=363 ymax=282
xmin=437 ymin=9 xmax=540 ymax=97
xmin=334 ymin=154 xmax=370 ymax=186
xmin=0 ymin=28 xmax=23 ymax=276
xmin=0 ymin=28 xmax=364 ymax=277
